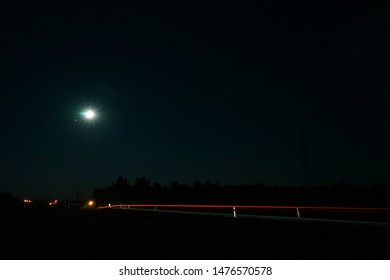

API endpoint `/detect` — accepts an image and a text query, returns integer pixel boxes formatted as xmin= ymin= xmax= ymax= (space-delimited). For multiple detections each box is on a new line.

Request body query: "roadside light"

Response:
xmin=48 ymin=200 xmax=58 ymax=206
xmin=88 ymin=200 xmax=94 ymax=206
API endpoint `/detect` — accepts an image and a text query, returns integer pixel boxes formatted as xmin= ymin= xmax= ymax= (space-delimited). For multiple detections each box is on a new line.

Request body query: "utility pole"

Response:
xmin=301 ymin=130 xmax=311 ymax=187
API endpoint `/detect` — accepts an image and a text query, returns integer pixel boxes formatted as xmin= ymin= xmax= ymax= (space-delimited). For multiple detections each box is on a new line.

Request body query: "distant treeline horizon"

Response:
xmin=90 ymin=176 xmax=390 ymax=207
xmin=1 ymin=177 xmax=389 ymax=207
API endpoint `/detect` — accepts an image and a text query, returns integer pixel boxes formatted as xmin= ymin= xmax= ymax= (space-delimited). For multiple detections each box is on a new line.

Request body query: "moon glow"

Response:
xmin=85 ymin=110 xmax=96 ymax=119
xmin=79 ymin=109 xmax=97 ymax=121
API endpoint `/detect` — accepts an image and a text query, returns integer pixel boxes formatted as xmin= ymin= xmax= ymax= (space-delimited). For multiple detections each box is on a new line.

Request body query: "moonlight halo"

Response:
xmin=85 ymin=110 xmax=96 ymax=119
xmin=80 ymin=109 xmax=97 ymax=121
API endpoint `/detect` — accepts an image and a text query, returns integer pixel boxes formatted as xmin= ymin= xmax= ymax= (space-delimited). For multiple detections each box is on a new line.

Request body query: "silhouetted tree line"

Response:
xmin=0 ymin=192 xmax=19 ymax=207
xmin=91 ymin=176 xmax=390 ymax=207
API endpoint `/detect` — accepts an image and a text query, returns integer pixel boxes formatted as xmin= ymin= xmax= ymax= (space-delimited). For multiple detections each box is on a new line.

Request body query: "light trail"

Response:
xmin=97 ymin=204 xmax=390 ymax=228
xmin=97 ymin=204 xmax=390 ymax=211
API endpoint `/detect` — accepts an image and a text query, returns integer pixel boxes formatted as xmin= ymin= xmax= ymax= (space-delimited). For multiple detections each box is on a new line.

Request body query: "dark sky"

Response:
xmin=1 ymin=1 xmax=390 ymax=200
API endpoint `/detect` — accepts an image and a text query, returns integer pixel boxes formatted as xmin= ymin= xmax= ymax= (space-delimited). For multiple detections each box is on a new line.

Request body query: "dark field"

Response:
xmin=1 ymin=206 xmax=390 ymax=260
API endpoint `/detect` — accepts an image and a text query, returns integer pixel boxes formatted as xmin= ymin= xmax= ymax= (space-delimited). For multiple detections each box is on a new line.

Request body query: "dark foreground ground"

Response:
xmin=1 ymin=206 xmax=390 ymax=260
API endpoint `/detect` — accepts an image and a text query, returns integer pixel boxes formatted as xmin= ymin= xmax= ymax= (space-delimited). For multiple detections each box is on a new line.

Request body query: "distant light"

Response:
xmin=88 ymin=200 xmax=94 ymax=206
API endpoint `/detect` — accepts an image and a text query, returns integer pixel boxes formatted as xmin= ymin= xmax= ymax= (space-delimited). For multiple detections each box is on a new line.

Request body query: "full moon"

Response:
xmin=85 ymin=110 xmax=95 ymax=119
xmin=80 ymin=109 xmax=96 ymax=120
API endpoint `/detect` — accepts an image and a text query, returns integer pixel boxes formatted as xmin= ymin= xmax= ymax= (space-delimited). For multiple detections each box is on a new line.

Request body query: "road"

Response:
xmin=1 ymin=206 xmax=390 ymax=260
xmin=114 ymin=206 xmax=390 ymax=228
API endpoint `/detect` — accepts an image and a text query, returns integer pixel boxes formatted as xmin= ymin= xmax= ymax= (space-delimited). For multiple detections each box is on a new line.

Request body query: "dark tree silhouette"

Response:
xmin=91 ymin=176 xmax=390 ymax=207
xmin=0 ymin=192 xmax=19 ymax=207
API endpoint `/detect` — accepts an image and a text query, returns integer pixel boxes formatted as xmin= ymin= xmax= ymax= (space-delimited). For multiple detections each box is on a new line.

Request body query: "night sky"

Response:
xmin=1 ymin=1 xmax=390 ymax=200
